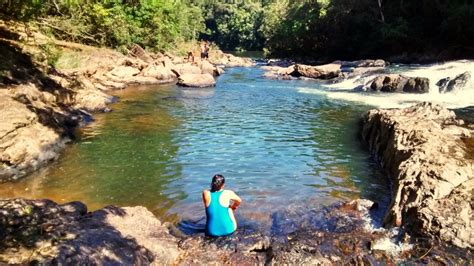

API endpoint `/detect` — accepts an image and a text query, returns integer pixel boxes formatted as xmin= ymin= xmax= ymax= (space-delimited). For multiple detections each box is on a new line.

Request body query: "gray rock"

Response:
xmin=403 ymin=77 xmax=430 ymax=93
xmin=368 ymin=74 xmax=430 ymax=93
xmin=437 ymin=71 xmax=471 ymax=93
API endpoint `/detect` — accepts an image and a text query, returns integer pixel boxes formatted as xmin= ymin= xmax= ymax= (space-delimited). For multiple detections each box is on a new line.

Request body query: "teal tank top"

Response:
xmin=205 ymin=191 xmax=236 ymax=236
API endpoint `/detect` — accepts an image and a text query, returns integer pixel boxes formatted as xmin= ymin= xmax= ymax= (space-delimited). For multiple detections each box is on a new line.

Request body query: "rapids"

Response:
xmin=301 ymin=60 xmax=474 ymax=109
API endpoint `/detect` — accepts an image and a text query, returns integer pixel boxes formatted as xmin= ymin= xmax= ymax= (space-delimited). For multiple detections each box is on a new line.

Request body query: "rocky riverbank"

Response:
xmin=1 ymin=196 xmax=470 ymax=264
xmin=361 ymin=102 xmax=473 ymax=249
xmin=0 ymin=197 xmax=434 ymax=264
xmin=0 ymin=21 xmax=253 ymax=182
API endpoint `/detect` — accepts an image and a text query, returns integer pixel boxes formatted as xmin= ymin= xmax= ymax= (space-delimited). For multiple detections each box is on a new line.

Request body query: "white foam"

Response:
xmin=302 ymin=60 xmax=474 ymax=109
xmin=371 ymin=236 xmax=413 ymax=256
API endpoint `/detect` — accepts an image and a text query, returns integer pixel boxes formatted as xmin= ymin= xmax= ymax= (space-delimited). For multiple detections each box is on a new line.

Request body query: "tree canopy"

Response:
xmin=1 ymin=0 xmax=473 ymax=60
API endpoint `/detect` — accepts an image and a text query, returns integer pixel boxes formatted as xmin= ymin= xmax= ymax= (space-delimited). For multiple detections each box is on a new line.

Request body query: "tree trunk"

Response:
xmin=377 ymin=0 xmax=385 ymax=23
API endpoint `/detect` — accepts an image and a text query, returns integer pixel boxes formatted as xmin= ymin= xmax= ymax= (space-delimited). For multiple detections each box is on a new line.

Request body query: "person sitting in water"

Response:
xmin=202 ymin=174 xmax=242 ymax=237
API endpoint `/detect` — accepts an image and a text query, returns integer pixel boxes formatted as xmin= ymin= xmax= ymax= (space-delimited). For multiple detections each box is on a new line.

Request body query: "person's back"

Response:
xmin=202 ymin=174 xmax=241 ymax=237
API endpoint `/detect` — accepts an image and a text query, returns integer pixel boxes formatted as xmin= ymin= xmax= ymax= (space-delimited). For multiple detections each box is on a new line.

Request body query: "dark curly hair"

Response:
xmin=210 ymin=174 xmax=225 ymax=192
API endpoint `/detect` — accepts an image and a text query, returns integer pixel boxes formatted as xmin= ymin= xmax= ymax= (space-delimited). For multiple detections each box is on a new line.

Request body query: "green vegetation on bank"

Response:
xmin=1 ymin=0 xmax=473 ymax=60
xmin=0 ymin=0 xmax=204 ymax=53
xmin=201 ymin=0 xmax=474 ymax=60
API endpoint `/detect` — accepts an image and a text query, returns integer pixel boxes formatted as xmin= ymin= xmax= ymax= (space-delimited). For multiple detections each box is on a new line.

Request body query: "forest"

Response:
xmin=1 ymin=0 xmax=473 ymax=61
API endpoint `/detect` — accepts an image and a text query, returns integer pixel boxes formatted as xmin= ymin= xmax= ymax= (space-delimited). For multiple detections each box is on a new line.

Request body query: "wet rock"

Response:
xmin=293 ymin=63 xmax=341 ymax=79
xmin=403 ymin=77 xmax=430 ymax=93
xmin=178 ymin=73 xmax=216 ymax=88
xmin=361 ymin=102 xmax=474 ymax=249
xmin=437 ymin=71 xmax=471 ymax=93
xmin=369 ymin=74 xmax=430 ymax=93
xmin=269 ymin=199 xmax=392 ymax=264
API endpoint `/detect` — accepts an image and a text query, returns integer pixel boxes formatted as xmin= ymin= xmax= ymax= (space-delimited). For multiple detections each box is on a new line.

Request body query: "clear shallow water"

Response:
xmin=0 ymin=67 xmax=389 ymax=229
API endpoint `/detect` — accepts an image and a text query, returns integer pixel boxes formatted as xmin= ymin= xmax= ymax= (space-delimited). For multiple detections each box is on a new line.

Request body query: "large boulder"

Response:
xmin=172 ymin=63 xmax=202 ymax=76
xmin=198 ymin=60 xmax=223 ymax=76
xmin=369 ymin=74 xmax=430 ymax=93
xmin=293 ymin=63 xmax=341 ymax=79
xmin=402 ymin=77 xmax=430 ymax=93
xmin=141 ymin=63 xmax=177 ymax=81
xmin=178 ymin=73 xmax=216 ymax=88
xmin=437 ymin=71 xmax=471 ymax=93
xmin=361 ymin=102 xmax=473 ymax=249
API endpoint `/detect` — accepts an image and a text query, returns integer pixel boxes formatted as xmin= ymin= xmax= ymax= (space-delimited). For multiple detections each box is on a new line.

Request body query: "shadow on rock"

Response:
xmin=0 ymin=199 xmax=156 ymax=264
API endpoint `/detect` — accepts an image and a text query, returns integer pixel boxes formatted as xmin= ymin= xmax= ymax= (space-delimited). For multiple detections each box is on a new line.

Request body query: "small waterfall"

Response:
xmin=300 ymin=60 xmax=474 ymax=109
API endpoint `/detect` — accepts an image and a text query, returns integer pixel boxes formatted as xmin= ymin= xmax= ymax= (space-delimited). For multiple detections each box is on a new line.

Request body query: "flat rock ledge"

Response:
xmin=361 ymin=102 xmax=473 ymax=249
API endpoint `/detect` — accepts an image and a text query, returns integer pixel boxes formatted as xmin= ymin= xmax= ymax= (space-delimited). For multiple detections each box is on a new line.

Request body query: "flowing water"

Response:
xmin=1 ymin=61 xmax=473 ymax=233
xmin=304 ymin=60 xmax=474 ymax=108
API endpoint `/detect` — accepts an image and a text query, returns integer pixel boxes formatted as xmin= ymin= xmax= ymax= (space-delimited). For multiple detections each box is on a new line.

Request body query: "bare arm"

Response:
xmin=202 ymin=190 xmax=210 ymax=207
xmin=228 ymin=191 xmax=242 ymax=210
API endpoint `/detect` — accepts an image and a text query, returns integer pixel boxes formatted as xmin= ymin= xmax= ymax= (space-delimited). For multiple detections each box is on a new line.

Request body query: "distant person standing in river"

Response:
xmin=200 ymin=42 xmax=210 ymax=60
xmin=202 ymin=174 xmax=242 ymax=236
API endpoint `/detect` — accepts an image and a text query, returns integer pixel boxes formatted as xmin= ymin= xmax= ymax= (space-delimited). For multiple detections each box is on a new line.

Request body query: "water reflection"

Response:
xmin=0 ymin=84 xmax=184 ymax=221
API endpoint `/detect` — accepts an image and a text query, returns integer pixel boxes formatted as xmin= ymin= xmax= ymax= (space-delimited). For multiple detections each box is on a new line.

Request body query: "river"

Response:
xmin=2 ymin=61 xmax=472 ymax=233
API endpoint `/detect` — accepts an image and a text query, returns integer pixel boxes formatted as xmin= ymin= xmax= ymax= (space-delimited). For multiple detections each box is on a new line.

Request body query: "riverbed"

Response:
xmin=0 ymin=66 xmax=396 ymax=231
